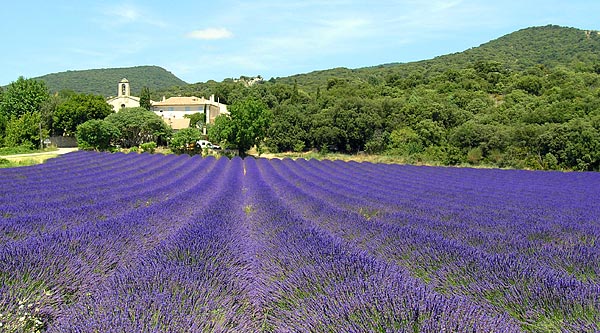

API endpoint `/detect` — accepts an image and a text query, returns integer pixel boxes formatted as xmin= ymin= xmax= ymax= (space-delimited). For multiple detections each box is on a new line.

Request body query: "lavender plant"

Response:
xmin=0 ymin=151 xmax=598 ymax=332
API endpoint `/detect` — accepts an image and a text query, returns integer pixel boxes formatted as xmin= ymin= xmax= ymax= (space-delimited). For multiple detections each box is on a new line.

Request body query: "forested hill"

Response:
xmin=184 ymin=24 xmax=600 ymax=171
xmin=7 ymin=24 xmax=598 ymax=171
xmin=34 ymin=66 xmax=187 ymax=97
xmin=274 ymin=25 xmax=600 ymax=91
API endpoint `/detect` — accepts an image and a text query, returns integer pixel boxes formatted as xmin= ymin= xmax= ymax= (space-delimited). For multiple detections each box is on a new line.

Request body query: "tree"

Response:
xmin=537 ymin=119 xmax=600 ymax=171
xmin=53 ymin=93 xmax=114 ymax=136
xmin=266 ymin=104 xmax=309 ymax=153
xmin=0 ymin=77 xmax=49 ymax=119
xmin=169 ymin=127 xmax=203 ymax=155
xmin=209 ymin=97 xmax=271 ymax=157
xmin=3 ymin=112 xmax=47 ymax=149
xmin=105 ymin=107 xmax=171 ymax=147
xmin=208 ymin=114 xmax=234 ymax=147
xmin=140 ymin=86 xmax=152 ymax=111
xmin=76 ymin=119 xmax=120 ymax=151
xmin=184 ymin=112 xmax=205 ymax=129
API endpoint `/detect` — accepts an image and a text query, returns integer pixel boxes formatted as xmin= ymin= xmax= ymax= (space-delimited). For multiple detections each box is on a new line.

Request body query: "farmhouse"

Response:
xmin=152 ymin=95 xmax=228 ymax=130
xmin=106 ymin=78 xmax=229 ymax=130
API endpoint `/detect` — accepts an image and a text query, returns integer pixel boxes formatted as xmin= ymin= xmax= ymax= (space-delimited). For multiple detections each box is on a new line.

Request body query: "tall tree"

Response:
xmin=0 ymin=77 xmax=49 ymax=119
xmin=3 ymin=112 xmax=47 ymax=149
xmin=209 ymin=97 xmax=271 ymax=157
xmin=139 ymin=86 xmax=152 ymax=111
xmin=53 ymin=93 xmax=113 ymax=136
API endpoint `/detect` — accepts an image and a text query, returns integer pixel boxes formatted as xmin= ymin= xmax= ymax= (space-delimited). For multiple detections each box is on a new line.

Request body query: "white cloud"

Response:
xmin=113 ymin=4 xmax=140 ymax=22
xmin=186 ymin=28 xmax=233 ymax=40
xmin=98 ymin=3 xmax=167 ymax=28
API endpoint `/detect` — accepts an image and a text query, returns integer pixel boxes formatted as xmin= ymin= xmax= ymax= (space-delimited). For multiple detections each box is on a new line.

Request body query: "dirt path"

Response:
xmin=1 ymin=148 xmax=78 ymax=159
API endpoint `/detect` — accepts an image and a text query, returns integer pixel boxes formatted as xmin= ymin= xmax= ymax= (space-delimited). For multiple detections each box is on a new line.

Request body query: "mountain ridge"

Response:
xmin=272 ymin=25 xmax=600 ymax=91
xmin=29 ymin=25 xmax=600 ymax=96
xmin=34 ymin=65 xmax=187 ymax=97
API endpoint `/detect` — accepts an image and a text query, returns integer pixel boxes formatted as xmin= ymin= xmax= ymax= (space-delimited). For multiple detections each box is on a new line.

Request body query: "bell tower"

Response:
xmin=118 ymin=78 xmax=130 ymax=97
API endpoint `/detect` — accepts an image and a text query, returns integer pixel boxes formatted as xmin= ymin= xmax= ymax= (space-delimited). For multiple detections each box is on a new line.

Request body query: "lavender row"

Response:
xmin=51 ymin=158 xmax=259 ymax=332
xmin=1 ymin=151 xmax=599 ymax=332
xmin=1 ymin=155 xmax=232 ymax=330
xmin=0 ymin=154 xmax=218 ymax=246
xmin=244 ymin=158 xmax=521 ymax=332
xmin=282 ymin=158 xmax=600 ymax=283
xmin=260 ymin=158 xmax=600 ymax=331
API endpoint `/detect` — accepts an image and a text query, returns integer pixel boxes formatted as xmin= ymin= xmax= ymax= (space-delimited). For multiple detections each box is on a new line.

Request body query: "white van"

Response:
xmin=196 ymin=140 xmax=220 ymax=150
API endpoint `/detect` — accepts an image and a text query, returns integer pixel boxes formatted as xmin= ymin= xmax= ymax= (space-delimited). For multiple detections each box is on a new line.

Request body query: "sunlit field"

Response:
xmin=1 ymin=151 xmax=598 ymax=332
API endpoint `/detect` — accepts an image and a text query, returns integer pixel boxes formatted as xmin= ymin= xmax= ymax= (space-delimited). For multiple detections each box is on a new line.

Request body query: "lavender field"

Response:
xmin=0 ymin=151 xmax=599 ymax=332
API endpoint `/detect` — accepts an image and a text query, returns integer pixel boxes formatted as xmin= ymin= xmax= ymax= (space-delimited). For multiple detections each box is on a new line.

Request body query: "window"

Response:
xmin=185 ymin=106 xmax=191 ymax=112
xmin=121 ymin=84 xmax=126 ymax=95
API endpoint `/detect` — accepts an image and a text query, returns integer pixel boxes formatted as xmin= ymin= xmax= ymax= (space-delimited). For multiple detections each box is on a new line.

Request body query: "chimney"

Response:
xmin=210 ymin=94 xmax=215 ymax=103
xmin=162 ymin=96 xmax=166 ymax=102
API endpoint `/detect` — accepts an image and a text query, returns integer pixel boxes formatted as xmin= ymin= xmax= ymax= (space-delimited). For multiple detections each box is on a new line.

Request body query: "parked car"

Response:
xmin=196 ymin=140 xmax=220 ymax=150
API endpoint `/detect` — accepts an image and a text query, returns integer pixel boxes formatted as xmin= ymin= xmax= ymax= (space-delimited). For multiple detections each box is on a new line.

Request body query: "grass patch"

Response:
xmin=0 ymin=146 xmax=58 ymax=156
xmin=0 ymin=155 xmax=58 ymax=168
xmin=358 ymin=207 xmax=380 ymax=220
xmin=258 ymin=150 xmax=518 ymax=169
xmin=259 ymin=151 xmax=414 ymax=164
xmin=244 ymin=205 xmax=254 ymax=215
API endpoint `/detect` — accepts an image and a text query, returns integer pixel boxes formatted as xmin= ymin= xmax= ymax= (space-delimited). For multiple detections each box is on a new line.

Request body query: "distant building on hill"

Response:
xmin=106 ymin=78 xmax=228 ymax=130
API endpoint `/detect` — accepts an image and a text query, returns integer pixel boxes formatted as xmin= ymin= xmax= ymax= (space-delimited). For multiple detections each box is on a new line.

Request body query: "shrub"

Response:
xmin=169 ymin=128 xmax=203 ymax=155
xmin=140 ymin=142 xmax=157 ymax=154
xmin=76 ymin=119 xmax=120 ymax=151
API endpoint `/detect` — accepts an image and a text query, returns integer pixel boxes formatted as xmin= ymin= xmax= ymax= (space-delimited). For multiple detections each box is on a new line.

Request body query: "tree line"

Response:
xmin=0 ymin=77 xmax=170 ymax=152
xmin=152 ymin=57 xmax=600 ymax=171
xmin=2 ymin=60 xmax=600 ymax=172
xmin=1 ymin=27 xmax=599 ymax=170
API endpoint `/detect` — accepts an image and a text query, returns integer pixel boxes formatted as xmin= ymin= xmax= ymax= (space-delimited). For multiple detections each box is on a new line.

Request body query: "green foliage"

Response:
xmin=169 ymin=127 xmax=203 ymax=155
xmin=536 ymin=119 xmax=600 ymax=171
xmin=364 ymin=130 xmax=389 ymax=154
xmin=388 ymin=127 xmax=423 ymax=155
xmin=35 ymin=66 xmax=187 ymax=97
xmin=76 ymin=119 xmax=120 ymax=151
xmin=145 ymin=25 xmax=600 ymax=170
xmin=105 ymin=107 xmax=171 ymax=148
xmin=266 ymin=104 xmax=310 ymax=153
xmin=184 ymin=112 xmax=205 ymax=129
xmin=0 ymin=77 xmax=49 ymax=119
xmin=140 ymin=142 xmax=157 ymax=153
xmin=208 ymin=115 xmax=234 ymax=147
xmin=53 ymin=93 xmax=113 ymax=136
xmin=273 ymin=25 xmax=600 ymax=94
xmin=6 ymin=25 xmax=596 ymax=171
xmin=139 ymin=86 xmax=152 ymax=111
xmin=3 ymin=112 xmax=47 ymax=149
xmin=0 ymin=145 xmax=41 ymax=155
xmin=210 ymin=97 xmax=271 ymax=157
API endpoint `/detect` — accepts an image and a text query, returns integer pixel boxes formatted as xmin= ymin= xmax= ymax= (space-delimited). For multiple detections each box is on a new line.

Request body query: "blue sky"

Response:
xmin=1 ymin=0 xmax=598 ymax=86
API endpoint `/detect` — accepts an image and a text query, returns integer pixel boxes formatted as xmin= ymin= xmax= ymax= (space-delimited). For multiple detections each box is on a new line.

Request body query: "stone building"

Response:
xmin=152 ymin=95 xmax=229 ymax=130
xmin=106 ymin=78 xmax=228 ymax=130
xmin=106 ymin=78 xmax=141 ymax=110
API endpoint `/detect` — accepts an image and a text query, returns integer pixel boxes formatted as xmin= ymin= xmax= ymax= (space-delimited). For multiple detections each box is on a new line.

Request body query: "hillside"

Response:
xmin=35 ymin=65 xmax=187 ymax=97
xmin=13 ymin=24 xmax=598 ymax=171
xmin=274 ymin=25 xmax=600 ymax=91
